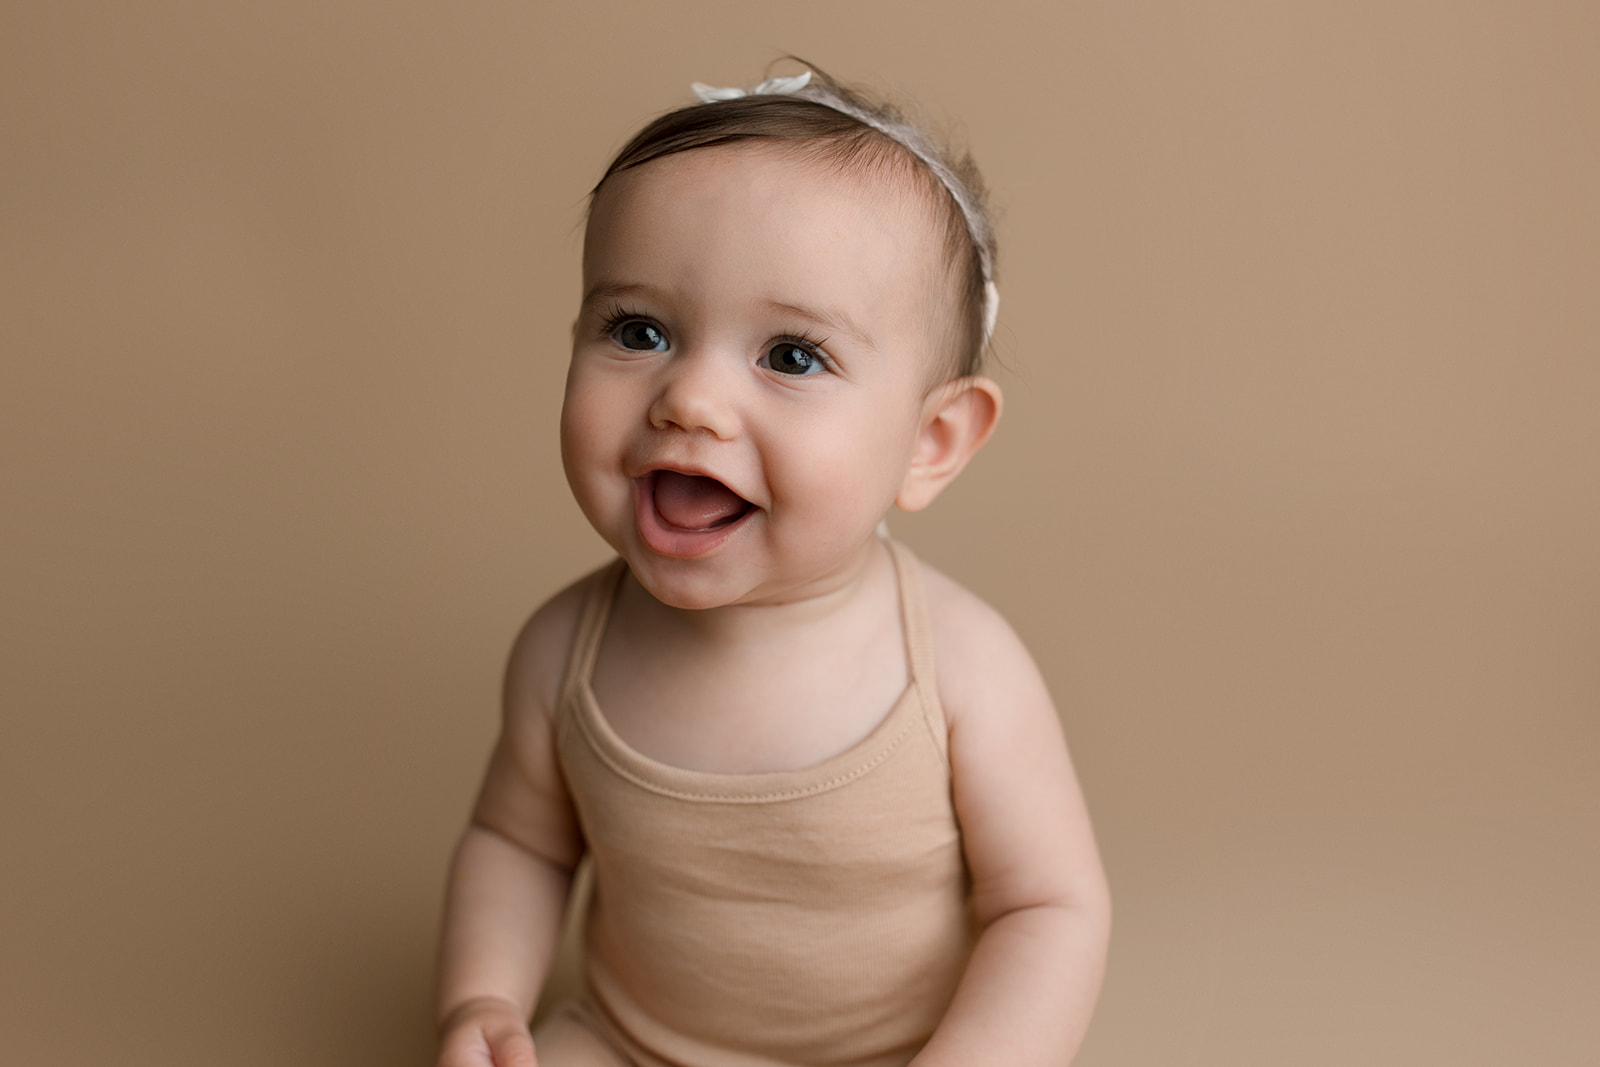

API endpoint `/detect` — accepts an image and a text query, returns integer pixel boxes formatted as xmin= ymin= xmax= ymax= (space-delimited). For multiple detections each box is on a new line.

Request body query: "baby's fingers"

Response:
xmin=435 ymin=1026 xmax=493 ymax=1067
xmin=436 ymin=1011 xmax=537 ymax=1067
xmin=483 ymin=1020 xmax=539 ymax=1067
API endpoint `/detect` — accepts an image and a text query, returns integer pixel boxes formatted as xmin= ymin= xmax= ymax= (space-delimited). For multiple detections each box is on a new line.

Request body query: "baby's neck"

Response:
xmin=594 ymin=535 xmax=910 ymax=775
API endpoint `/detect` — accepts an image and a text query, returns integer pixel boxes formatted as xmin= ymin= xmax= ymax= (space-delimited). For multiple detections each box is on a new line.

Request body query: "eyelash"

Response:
xmin=597 ymin=303 xmax=658 ymax=342
xmin=597 ymin=305 xmax=835 ymax=373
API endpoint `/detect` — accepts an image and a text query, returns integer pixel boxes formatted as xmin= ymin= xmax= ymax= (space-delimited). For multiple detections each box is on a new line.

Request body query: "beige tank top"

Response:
xmin=554 ymin=540 xmax=975 ymax=1067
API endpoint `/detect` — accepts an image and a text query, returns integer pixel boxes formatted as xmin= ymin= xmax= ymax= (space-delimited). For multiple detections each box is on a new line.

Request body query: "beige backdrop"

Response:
xmin=3 ymin=2 xmax=1596 ymax=1064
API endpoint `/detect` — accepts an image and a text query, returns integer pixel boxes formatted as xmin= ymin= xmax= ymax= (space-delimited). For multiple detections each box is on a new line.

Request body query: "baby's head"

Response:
xmin=562 ymin=63 xmax=1005 ymax=608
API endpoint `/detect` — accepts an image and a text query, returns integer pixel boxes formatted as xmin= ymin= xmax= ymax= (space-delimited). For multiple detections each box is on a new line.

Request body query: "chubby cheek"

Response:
xmin=766 ymin=406 xmax=919 ymax=541
xmin=559 ymin=380 xmax=627 ymax=525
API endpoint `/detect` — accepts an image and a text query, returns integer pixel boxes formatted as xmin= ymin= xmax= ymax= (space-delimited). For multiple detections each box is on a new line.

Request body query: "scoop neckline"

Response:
xmin=568 ymin=545 xmax=930 ymax=803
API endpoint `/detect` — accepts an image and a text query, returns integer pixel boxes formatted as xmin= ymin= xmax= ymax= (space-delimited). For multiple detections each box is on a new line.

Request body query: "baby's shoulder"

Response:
xmin=501 ymin=563 xmax=609 ymax=727
xmin=915 ymin=558 xmax=1051 ymax=726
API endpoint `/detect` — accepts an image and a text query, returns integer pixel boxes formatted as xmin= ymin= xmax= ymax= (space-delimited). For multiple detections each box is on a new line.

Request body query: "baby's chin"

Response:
xmin=626 ymin=532 xmax=892 ymax=613
xmin=625 ymin=563 xmax=763 ymax=612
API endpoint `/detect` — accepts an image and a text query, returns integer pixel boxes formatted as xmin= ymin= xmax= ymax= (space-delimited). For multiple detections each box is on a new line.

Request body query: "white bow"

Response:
xmin=691 ymin=70 xmax=812 ymax=103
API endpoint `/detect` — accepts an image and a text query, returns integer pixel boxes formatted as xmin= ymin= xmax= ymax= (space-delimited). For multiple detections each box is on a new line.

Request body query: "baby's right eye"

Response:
xmin=614 ymin=319 xmax=668 ymax=352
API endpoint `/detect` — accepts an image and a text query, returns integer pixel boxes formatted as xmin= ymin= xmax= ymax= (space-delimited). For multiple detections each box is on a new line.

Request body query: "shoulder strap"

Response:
xmin=886 ymin=540 xmax=950 ymax=759
xmin=556 ymin=558 xmax=629 ymax=714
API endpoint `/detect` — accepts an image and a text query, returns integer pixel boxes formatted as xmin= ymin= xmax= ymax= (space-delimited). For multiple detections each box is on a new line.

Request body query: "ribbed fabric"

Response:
xmin=551 ymin=540 xmax=974 ymax=1067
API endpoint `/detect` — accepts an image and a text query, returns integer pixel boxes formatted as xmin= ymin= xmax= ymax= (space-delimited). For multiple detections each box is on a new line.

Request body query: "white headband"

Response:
xmin=690 ymin=70 xmax=1000 ymax=344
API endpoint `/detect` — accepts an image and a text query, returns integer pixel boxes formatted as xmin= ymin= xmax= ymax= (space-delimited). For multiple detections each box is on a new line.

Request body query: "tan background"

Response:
xmin=4 ymin=2 xmax=1596 ymax=1064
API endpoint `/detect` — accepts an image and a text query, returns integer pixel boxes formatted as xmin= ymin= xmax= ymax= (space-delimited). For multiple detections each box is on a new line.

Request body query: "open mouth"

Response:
xmin=651 ymin=470 xmax=752 ymax=530
xmin=635 ymin=470 xmax=755 ymax=557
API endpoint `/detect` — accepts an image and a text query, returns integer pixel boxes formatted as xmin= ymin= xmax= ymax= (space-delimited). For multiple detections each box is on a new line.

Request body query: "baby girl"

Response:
xmin=434 ymin=64 xmax=1110 ymax=1067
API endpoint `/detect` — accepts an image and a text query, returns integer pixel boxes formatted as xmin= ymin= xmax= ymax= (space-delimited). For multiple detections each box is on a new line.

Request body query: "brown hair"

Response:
xmin=590 ymin=64 xmax=997 ymax=381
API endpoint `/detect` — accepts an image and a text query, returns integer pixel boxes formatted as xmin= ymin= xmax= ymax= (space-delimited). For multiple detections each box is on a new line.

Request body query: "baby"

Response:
xmin=435 ymin=65 xmax=1110 ymax=1067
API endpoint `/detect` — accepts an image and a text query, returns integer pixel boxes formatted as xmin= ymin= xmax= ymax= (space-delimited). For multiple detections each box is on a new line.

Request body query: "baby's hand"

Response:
xmin=436 ymin=996 xmax=539 ymax=1067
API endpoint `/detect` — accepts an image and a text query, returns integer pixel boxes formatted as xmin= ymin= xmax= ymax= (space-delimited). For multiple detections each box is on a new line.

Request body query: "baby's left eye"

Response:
xmin=761 ymin=341 xmax=825 ymax=376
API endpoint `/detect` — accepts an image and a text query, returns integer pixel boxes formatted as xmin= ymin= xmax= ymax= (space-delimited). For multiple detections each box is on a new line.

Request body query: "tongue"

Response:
xmin=654 ymin=471 xmax=747 ymax=530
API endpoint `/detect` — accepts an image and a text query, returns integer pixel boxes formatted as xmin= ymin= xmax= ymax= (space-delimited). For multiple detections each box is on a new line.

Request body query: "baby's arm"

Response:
xmin=436 ymin=587 xmax=588 ymax=1067
xmin=912 ymin=570 xmax=1112 ymax=1066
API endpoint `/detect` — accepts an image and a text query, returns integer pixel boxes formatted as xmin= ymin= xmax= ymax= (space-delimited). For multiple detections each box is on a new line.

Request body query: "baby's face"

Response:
xmin=562 ymin=144 xmax=954 ymax=610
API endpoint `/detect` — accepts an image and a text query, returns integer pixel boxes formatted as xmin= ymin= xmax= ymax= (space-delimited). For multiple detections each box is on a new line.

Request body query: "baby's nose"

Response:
xmin=646 ymin=352 xmax=741 ymax=440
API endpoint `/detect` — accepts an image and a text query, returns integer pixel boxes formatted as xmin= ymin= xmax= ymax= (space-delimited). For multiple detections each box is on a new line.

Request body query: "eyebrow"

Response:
xmin=581 ymin=280 xmax=658 ymax=307
xmin=762 ymin=300 xmax=876 ymax=352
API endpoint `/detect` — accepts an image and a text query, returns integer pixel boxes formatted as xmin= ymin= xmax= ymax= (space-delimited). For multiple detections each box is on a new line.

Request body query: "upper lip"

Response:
xmin=632 ymin=461 xmax=756 ymax=508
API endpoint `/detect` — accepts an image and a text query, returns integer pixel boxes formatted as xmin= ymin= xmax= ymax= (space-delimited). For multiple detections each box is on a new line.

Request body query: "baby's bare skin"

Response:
xmin=436 ymin=135 xmax=1108 ymax=1067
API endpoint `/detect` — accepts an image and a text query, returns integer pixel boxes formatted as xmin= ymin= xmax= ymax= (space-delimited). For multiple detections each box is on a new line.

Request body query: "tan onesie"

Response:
xmin=536 ymin=540 xmax=975 ymax=1067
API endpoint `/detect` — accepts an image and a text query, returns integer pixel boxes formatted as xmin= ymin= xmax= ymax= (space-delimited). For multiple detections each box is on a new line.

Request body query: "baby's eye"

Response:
xmin=761 ymin=341 xmax=826 ymax=376
xmin=614 ymin=319 xmax=668 ymax=351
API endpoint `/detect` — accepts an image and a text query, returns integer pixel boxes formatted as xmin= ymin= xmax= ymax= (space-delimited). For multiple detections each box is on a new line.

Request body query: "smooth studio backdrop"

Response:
xmin=3 ymin=2 xmax=1596 ymax=1064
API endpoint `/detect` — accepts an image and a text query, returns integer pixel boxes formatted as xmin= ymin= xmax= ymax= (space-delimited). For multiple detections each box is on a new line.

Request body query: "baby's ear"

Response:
xmin=896 ymin=376 xmax=1003 ymax=512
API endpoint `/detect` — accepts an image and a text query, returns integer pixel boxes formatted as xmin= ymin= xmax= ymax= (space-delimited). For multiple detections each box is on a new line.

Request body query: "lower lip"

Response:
xmin=633 ymin=476 xmax=755 ymax=559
